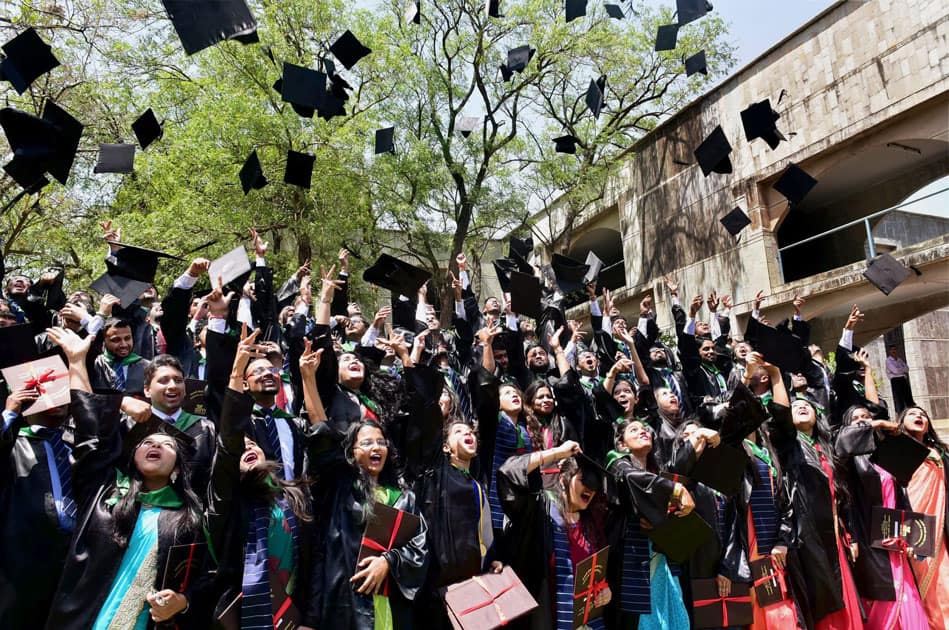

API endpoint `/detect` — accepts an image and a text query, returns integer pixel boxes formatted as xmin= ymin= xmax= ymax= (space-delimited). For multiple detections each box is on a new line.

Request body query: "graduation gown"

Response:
xmin=834 ymin=423 xmax=911 ymax=601
xmin=0 ymin=414 xmax=73 ymax=627
xmin=45 ymin=390 xmax=207 ymax=630
xmin=91 ymin=353 xmax=150 ymax=395
xmin=766 ymin=402 xmax=847 ymax=628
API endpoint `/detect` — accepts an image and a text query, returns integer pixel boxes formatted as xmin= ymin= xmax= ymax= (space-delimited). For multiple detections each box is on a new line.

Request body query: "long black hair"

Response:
xmin=553 ymin=457 xmax=607 ymax=550
xmin=613 ymin=418 xmax=660 ymax=472
xmin=792 ymin=398 xmax=850 ymax=505
xmin=240 ymin=459 xmax=313 ymax=523
xmin=897 ymin=406 xmax=947 ymax=455
xmin=111 ymin=436 xmax=202 ymax=547
xmin=343 ymin=419 xmax=402 ymax=524
xmin=523 ymin=380 xmax=567 ymax=451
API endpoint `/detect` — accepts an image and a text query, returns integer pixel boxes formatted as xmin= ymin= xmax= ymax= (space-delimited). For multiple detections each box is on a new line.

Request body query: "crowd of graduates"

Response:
xmin=1 ymin=226 xmax=947 ymax=630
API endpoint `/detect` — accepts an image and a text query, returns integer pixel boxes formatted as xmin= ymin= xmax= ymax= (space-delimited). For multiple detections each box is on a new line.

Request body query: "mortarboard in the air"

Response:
xmin=693 ymin=125 xmax=732 ymax=176
xmin=654 ymin=24 xmax=679 ymax=51
xmin=510 ymin=270 xmax=544 ymax=319
xmin=870 ymin=433 xmax=929 ymax=486
xmin=121 ymin=415 xmax=195 ymax=466
xmin=585 ymin=75 xmax=607 ymax=119
xmin=554 ymin=134 xmax=580 ymax=154
xmin=94 ymin=144 xmax=136 ymax=174
xmin=509 ymin=235 xmax=533 ymax=261
xmin=648 ymin=511 xmax=714 ymax=564
xmin=684 ymin=50 xmax=707 ymax=76
xmin=280 ymin=62 xmax=326 ymax=111
xmin=405 ymin=0 xmax=421 ymax=24
xmin=0 ymin=324 xmax=40 ymax=369
xmin=773 ymin=163 xmax=817 ymax=205
xmin=863 ymin=252 xmax=912 ymax=296
xmin=284 ymin=150 xmax=315 ymax=189
xmin=676 ymin=0 xmax=712 ymax=26
xmin=160 ymin=0 xmax=258 ymax=56
xmin=362 ymin=253 xmax=432 ymax=296
xmin=209 ymin=245 xmax=251 ymax=287
xmin=457 ymin=116 xmax=480 ymax=138
xmin=105 ymin=242 xmax=183 ymax=285
xmin=485 ymin=0 xmax=502 ymax=18
xmin=745 ymin=318 xmax=808 ymax=373
xmin=132 ymin=108 xmax=163 ymax=150
xmin=273 ymin=78 xmax=314 ymax=118
xmin=500 ymin=64 xmax=514 ymax=82
xmin=90 ymin=272 xmax=153 ymax=309
xmin=505 ymin=45 xmax=535 ymax=74
xmin=690 ymin=442 xmax=749 ymax=497
xmin=493 ymin=258 xmax=516 ymax=292
xmin=0 ymin=28 xmax=60 ymax=95
xmin=239 ymin=150 xmax=268 ymax=194
xmin=0 ymin=107 xmax=57 ymax=189
xmin=583 ymin=251 xmax=603 ymax=286
xmin=720 ymin=207 xmax=751 ymax=236
xmin=551 ymin=253 xmax=590 ymax=297
xmin=329 ymin=30 xmax=372 ymax=70
xmin=566 ymin=0 xmax=588 ymax=23
xmin=375 ymin=127 xmax=395 ymax=155
xmin=41 ymin=100 xmax=83 ymax=185
xmin=604 ymin=4 xmax=624 ymax=19
xmin=740 ymin=99 xmax=785 ymax=149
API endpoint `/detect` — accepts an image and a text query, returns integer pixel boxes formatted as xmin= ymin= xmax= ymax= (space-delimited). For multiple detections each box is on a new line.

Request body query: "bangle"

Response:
xmin=320 ymin=298 xmax=331 ymax=304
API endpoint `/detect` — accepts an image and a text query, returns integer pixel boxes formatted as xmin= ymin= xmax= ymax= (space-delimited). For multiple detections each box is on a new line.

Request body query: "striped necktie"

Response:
xmin=261 ymin=410 xmax=281 ymax=461
xmin=111 ymin=359 xmax=126 ymax=391
xmin=38 ymin=427 xmax=78 ymax=526
xmin=241 ymin=503 xmax=273 ymax=629
xmin=444 ymin=367 xmax=473 ymax=424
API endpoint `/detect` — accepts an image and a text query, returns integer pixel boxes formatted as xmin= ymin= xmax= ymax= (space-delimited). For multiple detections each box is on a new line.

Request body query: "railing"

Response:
xmin=776 ymin=186 xmax=949 ymax=283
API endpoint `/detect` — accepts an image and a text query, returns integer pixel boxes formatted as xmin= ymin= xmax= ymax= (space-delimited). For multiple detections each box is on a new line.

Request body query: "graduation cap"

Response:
xmin=505 ymin=45 xmax=535 ymax=73
xmin=510 ymin=271 xmax=543 ymax=319
xmin=720 ymin=207 xmax=751 ymax=237
xmin=374 ymin=127 xmax=395 ymax=155
xmin=585 ymin=75 xmax=607 ymax=119
xmin=604 ymin=4 xmax=624 ymax=19
xmin=583 ymin=251 xmax=604 ymax=286
xmin=93 ymin=144 xmax=136 ymax=174
xmin=160 ymin=0 xmax=258 ymax=56
xmin=654 ymin=24 xmax=679 ymax=51
xmin=131 ymin=108 xmax=163 ymax=150
xmin=772 ymin=163 xmax=817 ymax=205
xmin=106 ymin=242 xmax=184 ymax=285
xmin=90 ymin=273 xmax=153 ymax=309
xmin=1 ymin=102 xmax=84 ymax=189
xmin=740 ymin=99 xmax=785 ymax=149
xmin=551 ymin=253 xmax=590 ymax=298
xmin=485 ymin=0 xmax=502 ymax=18
xmin=648 ymin=511 xmax=714 ymax=564
xmin=284 ymin=150 xmax=315 ymax=189
xmin=863 ymin=253 xmax=912 ymax=296
xmin=566 ymin=0 xmax=588 ymax=22
xmin=329 ymin=30 xmax=372 ymax=70
xmin=456 ymin=116 xmax=480 ymax=138
xmin=509 ymin=235 xmax=533 ymax=261
xmin=239 ymin=150 xmax=268 ymax=194
xmin=693 ymin=125 xmax=732 ymax=176
xmin=404 ymin=0 xmax=421 ymax=24
xmin=554 ymin=134 xmax=580 ymax=154
xmin=690 ymin=443 xmax=749 ymax=497
xmin=41 ymin=101 xmax=83 ymax=185
xmin=676 ymin=0 xmax=712 ymax=25
xmin=0 ymin=323 xmax=40 ymax=369
xmin=0 ymin=27 xmax=60 ymax=94
xmin=685 ymin=50 xmax=707 ymax=76
xmin=744 ymin=317 xmax=808 ymax=373
xmin=493 ymin=258 xmax=517 ymax=293
xmin=870 ymin=433 xmax=929 ymax=486
xmin=363 ymin=254 xmax=432 ymax=296
xmin=121 ymin=415 xmax=195 ymax=466
xmin=280 ymin=62 xmax=326 ymax=111
xmin=209 ymin=245 xmax=251 ymax=287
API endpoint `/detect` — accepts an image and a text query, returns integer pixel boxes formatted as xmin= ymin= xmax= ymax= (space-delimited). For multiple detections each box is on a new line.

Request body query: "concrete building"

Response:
xmin=533 ymin=0 xmax=949 ymax=431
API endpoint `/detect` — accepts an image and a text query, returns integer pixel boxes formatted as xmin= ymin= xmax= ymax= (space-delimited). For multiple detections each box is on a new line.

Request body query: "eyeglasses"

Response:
xmin=356 ymin=438 xmax=388 ymax=449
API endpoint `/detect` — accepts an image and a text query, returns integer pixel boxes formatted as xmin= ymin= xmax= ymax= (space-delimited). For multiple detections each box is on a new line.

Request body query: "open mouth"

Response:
xmin=243 ymin=452 xmax=259 ymax=466
xmin=579 ymin=490 xmax=594 ymax=503
xmin=368 ymin=454 xmax=383 ymax=466
xmin=145 ymin=450 xmax=162 ymax=462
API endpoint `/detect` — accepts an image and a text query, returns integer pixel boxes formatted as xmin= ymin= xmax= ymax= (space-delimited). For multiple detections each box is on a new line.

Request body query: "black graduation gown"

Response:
xmin=203 ymin=388 xmax=313 ymax=627
xmin=46 ymin=390 xmax=207 ymax=630
xmin=834 ymin=423 xmax=911 ymax=601
xmin=766 ymin=402 xmax=846 ymax=628
xmin=831 ymin=345 xmax=889 ymax=425
xmin=91 ymin=352 xmax=150 ymax=395
xmin=0 ymin=414 xmax=73 ymax=627
xmin=159 ymin=284 xmax=201 ymax=379
xmin=304 ymin=424 xmax=429 ymax=630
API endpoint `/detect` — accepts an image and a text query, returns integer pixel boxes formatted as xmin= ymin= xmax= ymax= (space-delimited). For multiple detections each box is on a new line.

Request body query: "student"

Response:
xmin=899 ymin=405 xmax=949 ymax=628
xmin=93 ymin=317 xmax=151 ymax=394
xmin=45 ymin=327 xmax=206 ymax=630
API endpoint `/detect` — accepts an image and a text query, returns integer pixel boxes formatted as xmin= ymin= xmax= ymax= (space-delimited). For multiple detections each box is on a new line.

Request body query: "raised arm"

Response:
xmin=299 ymin=338 xmax=327 ymax=425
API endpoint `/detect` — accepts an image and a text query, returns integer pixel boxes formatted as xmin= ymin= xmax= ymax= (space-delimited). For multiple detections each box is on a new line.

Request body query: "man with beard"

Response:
xmin=3 ymin=272 xmax=64 ymax=333
xmin=91 ymin=318 xmax=152 ymax=395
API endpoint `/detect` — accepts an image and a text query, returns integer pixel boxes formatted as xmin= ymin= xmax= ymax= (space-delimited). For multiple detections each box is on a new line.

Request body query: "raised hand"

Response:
xmin=449 ymin=271 xmax=463 ymax=300
xmin=99 ymin=294 xmax=121 ymax=317
xmin=663 ymin=275 xmax=679 ymax=297
xmin=639 ymin=294 xmax=654 ymax=316
xmin=206 ymin=280 xmax=236 ymax=319
xmin=853 ymin=348 xmax=872 ymax=367
xmin=338 ymin=248 xmax=350 ymax=272
xmin=299 ymin=338 xmax=323 ymax=378
xmin=186 ymin=258 xmax=211 ymax=278
xmin=689 ymin=294 xmax=703 ymax=318
xmin=456 ymin=252 xmax=467 ymax=270
xmin=792 ymin=293 xmax=805 ymax=317
xmin=99 ymin=220 xmax=121 ymax=246
xmin=319 ymin=264 xmax=344 ymax=300
xmin=46 ymin=326 xmax=92 ymax=362
xmin=249 ymin=228 xmax=268 ymax=258
xmin=548 ymin=326 xmax=565 ymax=351
xmin=476 ymin=316 xmax=503 ymax=346
xmin=845 ymin=305 xmax=864 ymax=330
xmin=753 ymin=290 xmax=765 ymax=312
xmin=721 ymin=294 xmax=733 ymax=310
xmin=372 ymin=306 xmax=392 ymax=328
xmin=4 ymin=387 xmax=40 ymax=414
xmin=706 ymin=291 xmax=720 ymax=312
xmin=296 ymin=259 xmax=312 ymax=280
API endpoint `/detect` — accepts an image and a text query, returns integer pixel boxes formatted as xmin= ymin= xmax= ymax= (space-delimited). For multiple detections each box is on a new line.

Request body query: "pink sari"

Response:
xmin=906 ymin=451 xmax=949 ymax=630
xmin=861 ymin=465 xmax=928 ymax=629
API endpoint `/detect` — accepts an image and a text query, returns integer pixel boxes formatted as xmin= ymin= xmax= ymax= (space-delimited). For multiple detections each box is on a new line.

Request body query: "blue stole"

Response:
xmin=488 ymin=413 xmax=532 ymax=530
xmin=241 ymin=497 xmax=298 ymax=629
xmin=749 ymin=456 xmax=779 ymax=553
xmin=550 ymin=501 xmax=605 ymax=630
xmin=619 ymin=518 xmax=651 ymax=614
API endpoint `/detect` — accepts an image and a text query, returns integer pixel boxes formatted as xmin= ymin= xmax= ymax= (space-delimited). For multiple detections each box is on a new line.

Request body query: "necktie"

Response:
xmin=262 ymin=410 xmax=281 ymax=460
xmin=445 ymin=368 xmax=473 ymax=424
xmin=112 ymin=360 xmax=126 ymax=391
xmin=40 ymin=428 xmax=78 ymax=524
